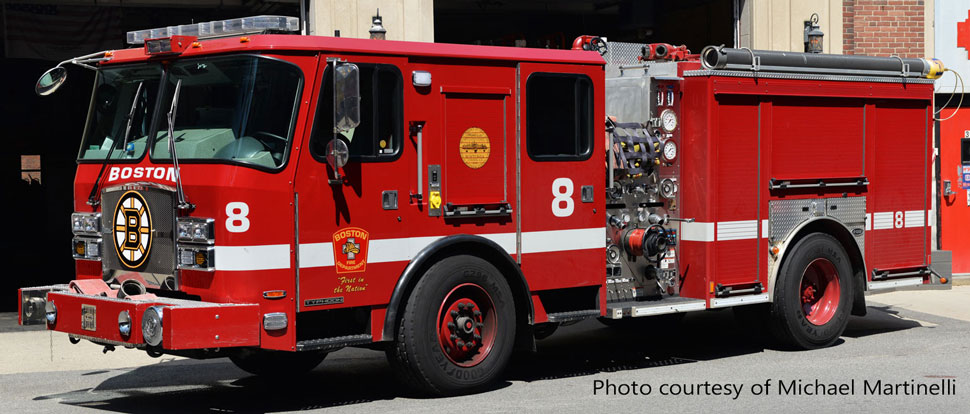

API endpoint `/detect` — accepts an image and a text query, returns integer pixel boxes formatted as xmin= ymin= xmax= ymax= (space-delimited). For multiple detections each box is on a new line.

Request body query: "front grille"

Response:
xmin=101 ymin=185 xmax=176 ymax=277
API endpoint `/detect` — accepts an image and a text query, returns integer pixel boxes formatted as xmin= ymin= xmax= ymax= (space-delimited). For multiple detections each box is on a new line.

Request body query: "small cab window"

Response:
xmin=526 ymin=73 xmax=593 ymax=161
xmin=311 ymin=63 xmax=403 ymax=161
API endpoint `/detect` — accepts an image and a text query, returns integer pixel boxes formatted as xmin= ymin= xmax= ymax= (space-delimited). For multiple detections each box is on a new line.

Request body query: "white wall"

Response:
xmin=309 ymin=0 xmax=434 ymax=42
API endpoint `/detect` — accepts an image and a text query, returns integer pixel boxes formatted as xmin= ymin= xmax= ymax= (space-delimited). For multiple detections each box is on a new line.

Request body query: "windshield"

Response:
xmin=78 ymin=65 xmax=162 ymax=160
xmin=153 ymin=55 xmax=302 ymax=169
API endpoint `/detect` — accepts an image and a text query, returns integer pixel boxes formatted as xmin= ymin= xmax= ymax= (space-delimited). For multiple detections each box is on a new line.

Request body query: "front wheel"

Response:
xmin=386 ymin=255 xmax=516 ymax=395
xmin=769 ymin=233 xmax=853 ymax=349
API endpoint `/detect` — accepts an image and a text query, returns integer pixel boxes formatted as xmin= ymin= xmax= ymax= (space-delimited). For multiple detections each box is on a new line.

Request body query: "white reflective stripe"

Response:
xmin=299 ymin=243 xmax=334 ymax=268
xmin=904 ymin=210 xmax=924 ymax=228
xmin=296 ymin=228 xmax=600 ymax=269
xmin=215 ymin=244 xmax=290 ymax=271
xmin=482 ymin=232 xmax=518 ymax=254
xmin=761 ymin=219 xmax=769 ymax=238
xmin=865 ymin=213 xmax=872 ymax=231
xmin=927 ymin=209 xmax=935 ymax=227
xmin=521 ymin=228 xmax=604 ymax=254
xmin=681 ymin=222 xmax=715 ymax=242
xmin=872 ymin=212 xmax=894 ymax=230
xmin=369 ymin=236 xmax=443 ymax=263
xmin=716 ymin=220 xmax=758 ymax=241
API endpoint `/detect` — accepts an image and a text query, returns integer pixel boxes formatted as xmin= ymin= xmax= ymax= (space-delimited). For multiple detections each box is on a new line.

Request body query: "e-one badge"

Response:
xmin=459 ymin=127 xmax=490 ymax=169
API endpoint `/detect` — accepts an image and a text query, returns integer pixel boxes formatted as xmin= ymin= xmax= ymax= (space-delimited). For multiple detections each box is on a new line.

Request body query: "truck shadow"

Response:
xmin=36 ymin=305 xmax=923 ymax=412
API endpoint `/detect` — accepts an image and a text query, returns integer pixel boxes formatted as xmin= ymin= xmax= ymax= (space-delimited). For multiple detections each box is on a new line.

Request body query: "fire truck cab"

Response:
xmin=20 ymin=16 xmax=950 ymax=395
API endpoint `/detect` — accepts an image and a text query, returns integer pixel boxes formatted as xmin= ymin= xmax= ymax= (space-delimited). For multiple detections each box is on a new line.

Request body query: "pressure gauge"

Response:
xmin=662 ymin=139 xmax=678 ymax=163
xmin=660 ymin=109 xmax=678 ymax=132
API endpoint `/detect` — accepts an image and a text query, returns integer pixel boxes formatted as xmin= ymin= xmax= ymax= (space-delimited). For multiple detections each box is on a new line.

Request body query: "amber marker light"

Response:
xmin=239 ymin=36 xmax=250 ymax=43
xmin=263 ymin=290 xmax=287 ymax=299
xmin=191 ymin=42 xmax=201 ymax=48
xmin=770 ymin=246 xmax=780 ymax=256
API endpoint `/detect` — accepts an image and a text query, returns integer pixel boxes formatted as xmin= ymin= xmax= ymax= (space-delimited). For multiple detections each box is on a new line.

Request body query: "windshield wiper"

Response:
xmin=167 ymin=79 xmax=193 ymax=210
xmin=87 ymin=81 xmax=144 ymax=206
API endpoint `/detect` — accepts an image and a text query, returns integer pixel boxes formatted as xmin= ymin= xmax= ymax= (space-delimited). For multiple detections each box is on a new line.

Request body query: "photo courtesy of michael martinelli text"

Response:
xmin=592 ymin=378 xmax=958 ymax=400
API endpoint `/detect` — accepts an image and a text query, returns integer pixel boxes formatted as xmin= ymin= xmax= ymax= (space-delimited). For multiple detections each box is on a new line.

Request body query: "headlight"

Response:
xmin=142 ymin=306 xmax=164 ymax=346
xmin=178 ymin=246 xmax=215 ymax=271
xmin=71 ymin=212 xmax=101 ymax=236
xmin=177 ymin=217 xmax=215 ymax=244
xmin=72 ymin=237 xmax=103 ymax=261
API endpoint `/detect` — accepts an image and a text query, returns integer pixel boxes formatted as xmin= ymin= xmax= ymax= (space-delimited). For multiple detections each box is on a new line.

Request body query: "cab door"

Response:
xmin=294 ymin=56 xmax=411 ymax=312
xmin=517 ymin=63 xmax=605 ymax=295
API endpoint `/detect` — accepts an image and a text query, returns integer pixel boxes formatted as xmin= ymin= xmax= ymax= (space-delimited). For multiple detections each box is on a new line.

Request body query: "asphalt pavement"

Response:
xmin=1 ymin=287 xmax=968 ymax=413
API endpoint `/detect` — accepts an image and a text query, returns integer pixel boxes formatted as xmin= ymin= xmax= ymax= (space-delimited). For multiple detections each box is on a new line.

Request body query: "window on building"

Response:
xmin=21 ymin=155 xmax=40 ymax=184
xmin=526 ymin=73 xmax=593 ymax=161
xmin=311 ymin=63 xmax=403 ymax=162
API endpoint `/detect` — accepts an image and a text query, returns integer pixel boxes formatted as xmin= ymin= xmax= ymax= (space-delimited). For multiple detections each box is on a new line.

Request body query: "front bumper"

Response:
xmin=19 ymin=282 xmax=260 ymax=350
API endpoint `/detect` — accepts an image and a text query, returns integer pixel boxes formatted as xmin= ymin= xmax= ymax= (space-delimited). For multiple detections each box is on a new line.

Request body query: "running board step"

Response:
xmin=546 ymin=309 xmax=600 ymax=323
xmin=296 ymin=334 xmax=372 ymax=351
xmin=606 ymin=297 xmax=707 ymax=319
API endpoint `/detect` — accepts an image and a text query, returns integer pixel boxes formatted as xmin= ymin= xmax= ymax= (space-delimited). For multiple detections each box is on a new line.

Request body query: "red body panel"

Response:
xmin=679 ymin=71 xmax=934 ymax=301
xmin=162 ymin=304 xmax=260 ymax=349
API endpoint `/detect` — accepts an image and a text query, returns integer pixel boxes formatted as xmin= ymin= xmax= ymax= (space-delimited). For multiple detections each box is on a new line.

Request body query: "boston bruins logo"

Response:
xmin=113 ymin=191 xmax=153 ymax=268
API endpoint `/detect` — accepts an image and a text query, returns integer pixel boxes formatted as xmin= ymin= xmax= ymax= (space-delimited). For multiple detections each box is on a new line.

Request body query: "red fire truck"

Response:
xmin=19 ymin=16 xmax=950 ymax=395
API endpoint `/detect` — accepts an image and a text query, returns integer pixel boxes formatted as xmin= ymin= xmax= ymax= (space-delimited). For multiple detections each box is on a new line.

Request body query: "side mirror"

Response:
xmin=334 ymin=62 xmax=361 ymax=133
xmin=326 ymin=139 xmax=349 ymax=185
xmin=35 ymin=66 xmax=68 ymax=96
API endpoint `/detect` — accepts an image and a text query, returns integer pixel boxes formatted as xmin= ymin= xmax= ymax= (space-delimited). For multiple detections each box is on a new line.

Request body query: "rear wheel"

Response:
xmin=769 ymin=233 xmax=853 ymax=349
xmin=386 ymin=255 xmax=515 ymax=395
xmin=229 ymin=349 xmax=327 ymax=377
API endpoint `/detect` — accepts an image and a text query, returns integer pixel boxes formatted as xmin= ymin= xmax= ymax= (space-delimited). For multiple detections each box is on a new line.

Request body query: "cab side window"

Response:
xmin=526 ymin=73 xmax=593 ymax=161
xmin=310 ymin=63 xmax=403 ymax=161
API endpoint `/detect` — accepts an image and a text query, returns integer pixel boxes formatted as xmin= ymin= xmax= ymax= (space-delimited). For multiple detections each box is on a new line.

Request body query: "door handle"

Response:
xmin=410 ymin=121 xmax=425 ymax=203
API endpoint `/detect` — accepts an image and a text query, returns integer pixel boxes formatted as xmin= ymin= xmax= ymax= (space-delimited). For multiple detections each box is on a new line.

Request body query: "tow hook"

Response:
xmin=68 ymin=336 xmax=81 ymax=345
xmin=102 ymin=345 xmax=115 ymax=354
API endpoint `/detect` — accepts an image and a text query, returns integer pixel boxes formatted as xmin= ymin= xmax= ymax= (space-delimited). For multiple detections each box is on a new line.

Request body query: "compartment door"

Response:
xmin=441 ymin=88 xmax=510 ymax=209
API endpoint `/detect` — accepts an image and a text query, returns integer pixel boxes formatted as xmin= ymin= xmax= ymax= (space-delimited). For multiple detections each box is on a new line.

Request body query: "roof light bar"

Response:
xmin=126 ymin=15 xmax=300 ymax=45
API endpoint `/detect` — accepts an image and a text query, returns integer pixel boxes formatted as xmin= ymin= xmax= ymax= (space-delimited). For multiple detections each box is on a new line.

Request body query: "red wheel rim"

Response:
xmin=436 ymin=283 xmax=496 ymax=367
xmin=799 ymin=258 xmax=841 ymax=325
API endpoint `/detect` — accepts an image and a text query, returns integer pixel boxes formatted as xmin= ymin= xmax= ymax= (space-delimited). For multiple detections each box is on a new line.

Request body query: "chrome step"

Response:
xmin=546 ymin=309 xmax=600 ymax=323
xmin=295 ymin=334 xmax=372 ymax=351
xmin=606 ymin=297 xmax=707 ymax=319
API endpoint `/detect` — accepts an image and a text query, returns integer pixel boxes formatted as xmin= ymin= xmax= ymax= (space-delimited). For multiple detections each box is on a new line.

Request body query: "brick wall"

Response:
xmin=843 ymin=0 xmax=924 ymax=58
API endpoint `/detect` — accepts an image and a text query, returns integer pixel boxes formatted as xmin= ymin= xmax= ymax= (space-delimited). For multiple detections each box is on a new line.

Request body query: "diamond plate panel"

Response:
xmin=769 ymin=199 xmax=816 ymax=242
xmin=605 ymin=41 xmax=647 ymax=67
xmin=826 ymin=197 xmax=866 ymax=254
xmin=769 ymin=197 xmax=866 ymax=255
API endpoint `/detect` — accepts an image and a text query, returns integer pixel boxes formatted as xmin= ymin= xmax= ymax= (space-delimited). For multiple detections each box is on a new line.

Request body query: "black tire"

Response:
xmin=768 ymin=233 xmax=853 ymax=349
xmin=229 ymin=349 xmax=327 ymax=377
xmin=386 ymin=255 xmax=516 ymax=395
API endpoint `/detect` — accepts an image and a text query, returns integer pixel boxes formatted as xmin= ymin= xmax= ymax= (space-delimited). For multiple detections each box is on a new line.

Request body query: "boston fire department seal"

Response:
xmin=113 ymin=191 xmax=153 ymax=268
xmin=332 ymin=227 xmax=369 ymax=274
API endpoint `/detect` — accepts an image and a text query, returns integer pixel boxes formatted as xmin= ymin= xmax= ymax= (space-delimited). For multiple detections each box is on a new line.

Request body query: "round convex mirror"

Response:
xmin=35 ymin=66 xmax=68 ymax=96
xmin=326 ymin=138 xmax=349 ymax=170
